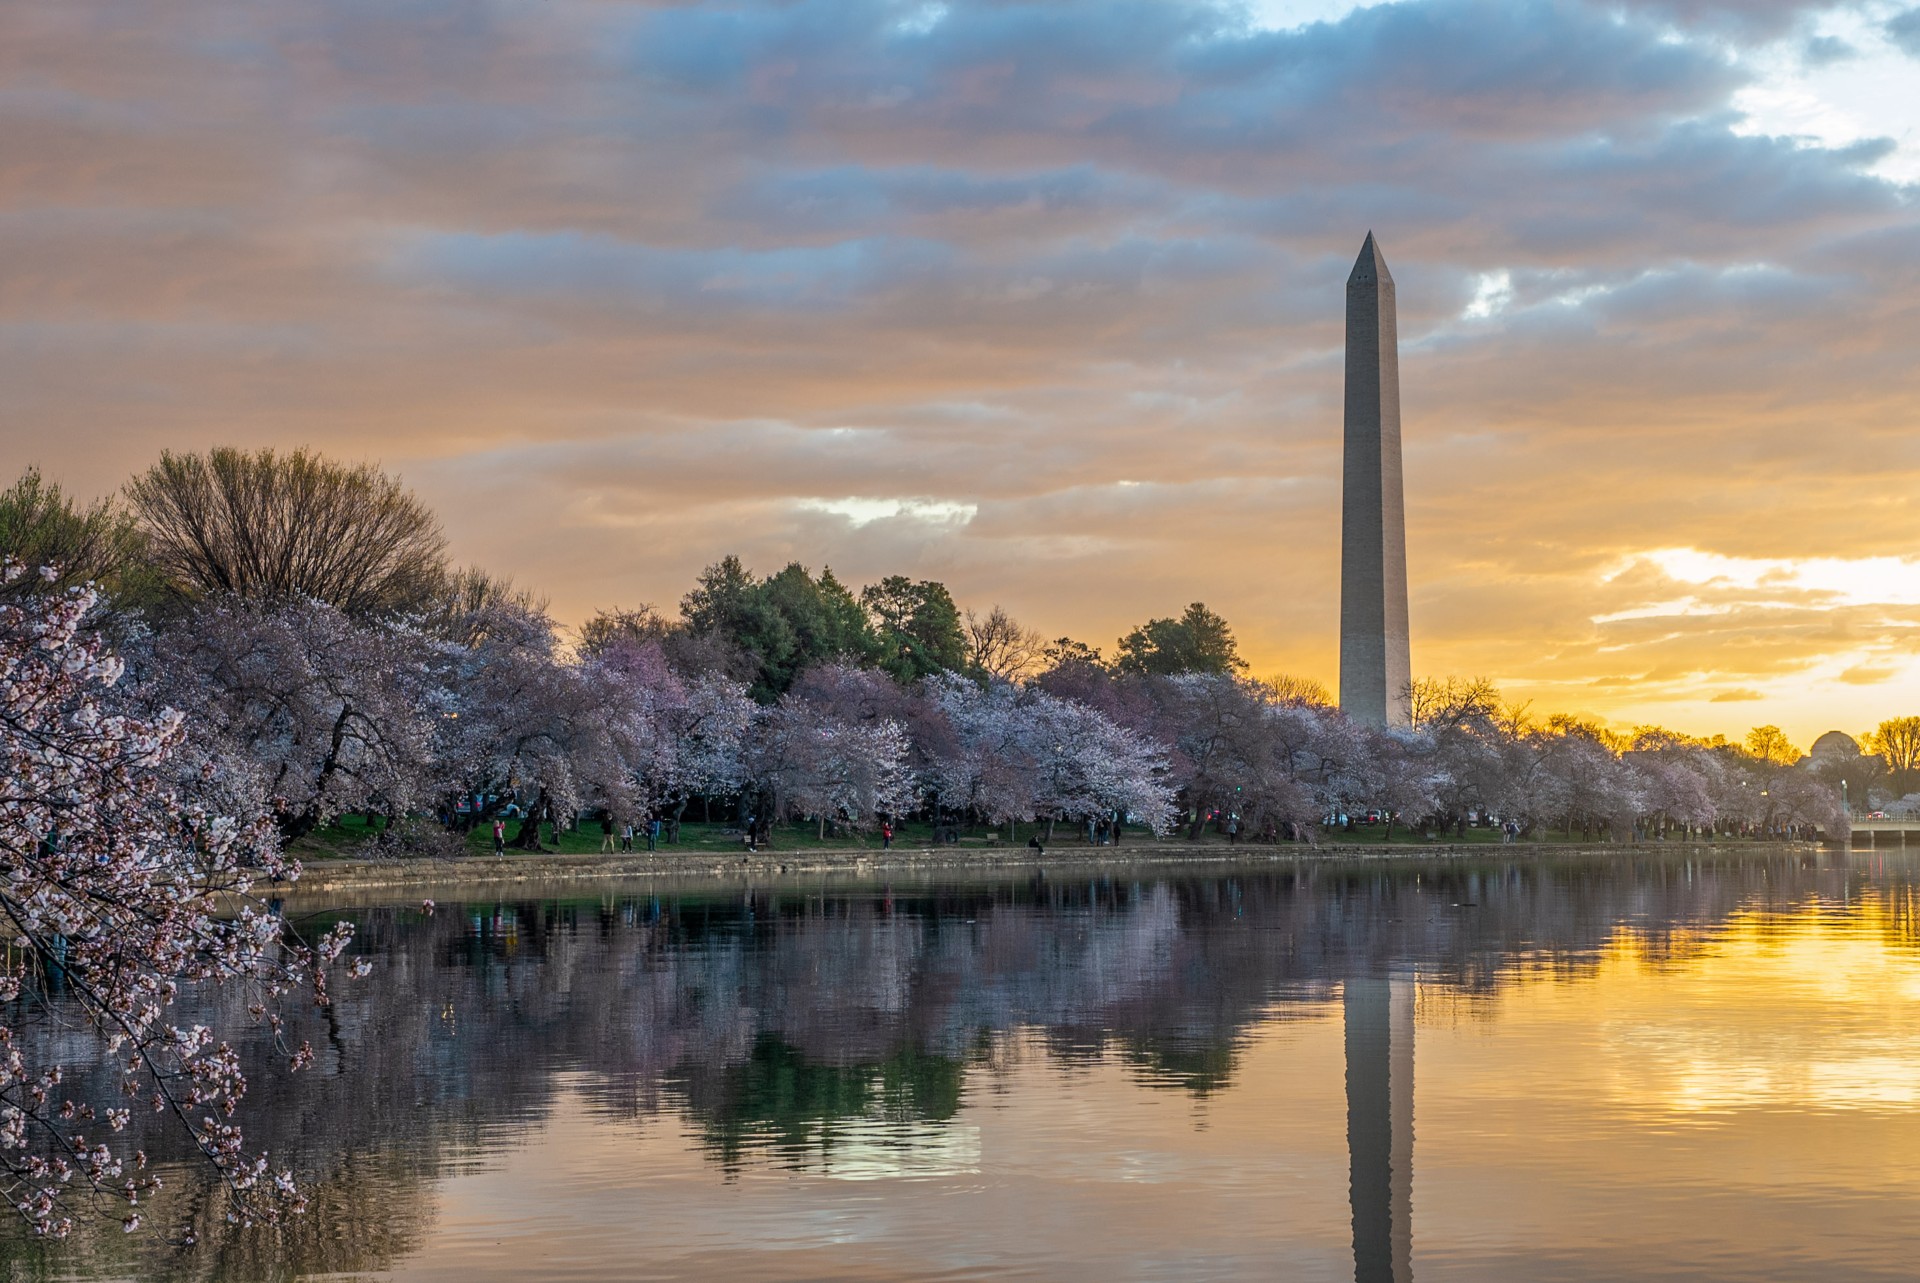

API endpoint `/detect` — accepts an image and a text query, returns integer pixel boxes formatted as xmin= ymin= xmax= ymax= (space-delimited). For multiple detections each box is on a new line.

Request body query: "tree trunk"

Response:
xmin=512 ymin=794 xmax=549 ymax=850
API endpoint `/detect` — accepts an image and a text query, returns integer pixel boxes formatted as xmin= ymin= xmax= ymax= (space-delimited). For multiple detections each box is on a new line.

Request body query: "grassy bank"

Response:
xmin=290 ymin=814 xmax=1630 ymax=865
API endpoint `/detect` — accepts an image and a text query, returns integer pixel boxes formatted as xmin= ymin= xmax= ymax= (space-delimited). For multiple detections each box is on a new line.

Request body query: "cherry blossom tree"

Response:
xmin=1537 ymin=723 xmax=1641 ymax=840
xmin=145 ymin=598 xmax=434 ymax=841
xmin=1151 ymin=675 xmax=1313 ymax=840
xmin=921 ymin=675 xmax=1038 ymax=831
xmin=591 ymin=639 xmax=754 ymax=828
xmin=428 ymin=600 xmax=651 ymax=847
xmin=1022 ymin=690 xmax=1175 ymax=839
xmin=743 ymin=695 xmax=917 ymax=841
xmin=1365 ymin=729 xmax=1444 ymax=840
xmin=1265 ymin=700 xmax=1373 ymax=829
xmin=0 ymin=572 xmax=357 ymax=1238
xmin=1623 ymin=747 xmax=1717 ymax=838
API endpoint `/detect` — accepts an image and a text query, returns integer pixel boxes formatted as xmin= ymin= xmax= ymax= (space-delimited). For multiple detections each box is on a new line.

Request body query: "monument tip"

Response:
xmin=1349 ymin=231 xmax=1393 ymax=289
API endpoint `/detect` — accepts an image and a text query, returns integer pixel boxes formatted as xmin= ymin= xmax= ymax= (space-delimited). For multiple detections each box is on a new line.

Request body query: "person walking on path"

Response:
xmin=600 ymin=812 xmax=617 ymax=853
xmin=620 ymin=821 xmax=634 ymax=853
xmin=881 ymin=821 xmax=894 ymax=851
xmin=492 ymin=817 xmax=506 ymax=856
xmin=647 ymin=818 xmax=660 ymax=852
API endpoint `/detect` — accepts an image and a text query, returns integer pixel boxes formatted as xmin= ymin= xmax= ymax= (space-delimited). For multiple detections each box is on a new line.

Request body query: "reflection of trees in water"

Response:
xmin=3 ymin=850 xmax=1875 ymax=1277
xmin=667 ymin=1036 xmax=968 ymax=1172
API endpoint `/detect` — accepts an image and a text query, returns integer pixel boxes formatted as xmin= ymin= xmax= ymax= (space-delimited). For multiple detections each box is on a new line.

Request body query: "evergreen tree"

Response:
xmin=862 ymin=575 xmax=967 ymax=683
xmin=1114 ymin=602 xmax=1246 ymax=676
xmin=682 ymin=557 xmax=883 ymax=700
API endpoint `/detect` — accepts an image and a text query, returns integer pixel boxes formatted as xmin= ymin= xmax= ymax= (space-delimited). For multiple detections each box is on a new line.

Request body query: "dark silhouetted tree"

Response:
xmin=126 ymin=447 xmax=448 ymax=617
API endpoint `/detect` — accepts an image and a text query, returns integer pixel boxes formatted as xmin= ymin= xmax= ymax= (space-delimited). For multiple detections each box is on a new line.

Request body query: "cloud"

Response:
xmin=1613 ymin=0 xmax=1840 ymax=40
xmin=1 ymin=0 xmax=1918 ymax=747
xmin=1888 ymin=6 xmax=1920 ymax=56
xmin=796 ymin=496 xmax=980 ymax=527
xmin=1802 ymin=34 xmax=1858 ymax=66
xmin=1711 ymin=689 xmax=1766 ymax=702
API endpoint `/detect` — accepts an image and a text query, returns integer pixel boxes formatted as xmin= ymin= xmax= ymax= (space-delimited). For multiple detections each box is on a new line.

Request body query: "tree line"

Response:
xmin=0 ymin=448 xmax=1876 ymax=854
xmin=0 ymin=444 xmax=1871 ymax=1235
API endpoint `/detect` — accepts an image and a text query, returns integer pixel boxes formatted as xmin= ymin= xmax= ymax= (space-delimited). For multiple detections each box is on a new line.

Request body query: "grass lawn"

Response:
xmin=292 ymin=814 xmax=1158 ymax=860
xmin=289 ymin=814 xmax=1628 ymax=861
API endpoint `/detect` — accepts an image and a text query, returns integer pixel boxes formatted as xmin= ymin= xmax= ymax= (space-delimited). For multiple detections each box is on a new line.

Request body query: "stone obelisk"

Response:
xmin=1339 ymin=232 xmax=1412 ymax=728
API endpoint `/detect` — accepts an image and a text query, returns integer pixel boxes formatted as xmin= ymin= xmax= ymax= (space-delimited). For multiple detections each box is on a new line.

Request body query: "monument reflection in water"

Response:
xmin=13 ymin=850 xmax=1920 ymax=1282
xmin=1346 ymin=973 xmax=1414 ymax=1283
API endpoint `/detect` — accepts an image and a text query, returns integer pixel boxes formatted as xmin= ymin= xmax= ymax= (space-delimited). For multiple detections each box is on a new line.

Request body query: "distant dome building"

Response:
xmin=1809 ymin=731 xmax=1862 ymax=762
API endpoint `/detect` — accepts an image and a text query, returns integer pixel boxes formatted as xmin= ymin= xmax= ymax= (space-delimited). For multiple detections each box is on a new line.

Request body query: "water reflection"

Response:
xmin=1346 ymin=975 xmax=1414 ymax=1283
xmin=10 ymin=850 xmax=1920 ymax=1281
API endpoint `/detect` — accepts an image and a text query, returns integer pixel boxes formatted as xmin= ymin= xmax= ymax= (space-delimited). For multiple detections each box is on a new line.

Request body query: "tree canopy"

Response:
xmin=1114 ymin=602 xmax=1246 ymax=676
xmin=126 ymin=446 xmax=448 ymax=616
xmin=0 ymin=466 xmax=148 ymax=603
xmin=862 ymin=575 xmax=966 ymax=684
xmin=682 ymin=556 xmax=881 ymax=700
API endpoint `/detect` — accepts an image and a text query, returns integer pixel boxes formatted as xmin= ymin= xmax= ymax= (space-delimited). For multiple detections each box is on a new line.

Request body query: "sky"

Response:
xmin=4 ymin=0 xmax=1919 ymax=747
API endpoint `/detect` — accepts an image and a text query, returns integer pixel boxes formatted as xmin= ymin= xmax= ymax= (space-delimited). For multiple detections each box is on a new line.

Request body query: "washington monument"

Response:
xmin=1340 ymin=232 xmax=1412 ymax=728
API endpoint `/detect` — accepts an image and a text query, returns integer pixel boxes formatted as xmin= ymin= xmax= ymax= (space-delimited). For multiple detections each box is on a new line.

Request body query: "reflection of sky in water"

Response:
xmin=1416 ymin=890 xmax=1920 ymax=1282
xmin=1485 ymin=898 xmax=1920 ymax=1118
xmin=18 ymin=855 xmax=1920 ymax=1280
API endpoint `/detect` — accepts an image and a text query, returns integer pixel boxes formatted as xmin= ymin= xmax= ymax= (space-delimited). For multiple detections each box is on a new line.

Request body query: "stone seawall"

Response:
xmin=273 ymin=839 xmax=1823 ymax=906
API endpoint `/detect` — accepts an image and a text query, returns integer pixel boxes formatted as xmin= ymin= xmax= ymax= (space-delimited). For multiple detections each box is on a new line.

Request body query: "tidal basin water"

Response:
xmin=15 ymin=849 xmax=1920 ymax=1282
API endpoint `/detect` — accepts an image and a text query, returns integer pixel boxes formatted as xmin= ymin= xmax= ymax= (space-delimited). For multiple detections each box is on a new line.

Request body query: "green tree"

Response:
xmin=0 ymin=466 xmax=150 ymax=603
xmin=680 ymin=557 xmax=881 ymax=699
xmin=680 ymin=554 xmax=757 ymax=637
xmin=861 ymin=575 xmax=966 ymax=682
xmin=681 ymin=555 xmax=796 ymax=701
xmin=1114 ymin=602 xmax=1246 ymax=676
xmin=761 ymin=563 xmax=877 ymax=687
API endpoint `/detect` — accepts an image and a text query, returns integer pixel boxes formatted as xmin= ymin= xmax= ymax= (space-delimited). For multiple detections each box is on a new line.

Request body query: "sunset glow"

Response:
xmin=5 ymin=0 xmax=1919 ymax=744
